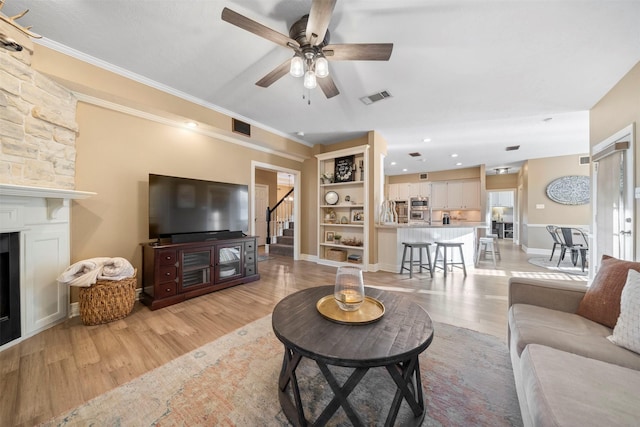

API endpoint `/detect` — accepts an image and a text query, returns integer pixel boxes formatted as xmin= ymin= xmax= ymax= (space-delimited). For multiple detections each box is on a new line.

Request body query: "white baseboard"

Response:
xmin=69 ymin=287 xmax=143 ymax=318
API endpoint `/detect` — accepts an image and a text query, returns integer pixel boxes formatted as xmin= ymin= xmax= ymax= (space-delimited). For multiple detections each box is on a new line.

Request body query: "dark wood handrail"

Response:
xmin=266 ymin=188 xmax=294 ymax=244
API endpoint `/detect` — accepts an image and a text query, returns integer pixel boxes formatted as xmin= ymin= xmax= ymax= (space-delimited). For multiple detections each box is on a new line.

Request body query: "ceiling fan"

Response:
xmin=221 ymin=0 xmax=393 ymax=98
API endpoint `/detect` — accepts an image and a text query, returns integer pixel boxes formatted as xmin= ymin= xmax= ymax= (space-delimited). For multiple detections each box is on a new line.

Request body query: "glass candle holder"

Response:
xmin=334 ymin=266 xmax=365 ymax=311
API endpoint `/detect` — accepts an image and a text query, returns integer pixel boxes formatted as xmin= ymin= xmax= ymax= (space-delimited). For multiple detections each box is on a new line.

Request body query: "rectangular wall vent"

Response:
xmin=419 ymin=173 xmax=429 ymax=180
xmin=408 ymin=152 xmax=422 ymax=157
xmin=360 ymin=90 xmax=392 ymax=105
xmin=232 ymin=118 xmax=251 ymax=137
xmin=579 ymin=155 xmax=591 ymax=165
xmin=506 ymin=145 xmax=520 ymax=151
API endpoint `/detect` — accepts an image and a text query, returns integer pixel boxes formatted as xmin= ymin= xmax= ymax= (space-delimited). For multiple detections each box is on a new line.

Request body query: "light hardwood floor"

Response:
xmin=0 ymin=242 xmax=586 ymax=426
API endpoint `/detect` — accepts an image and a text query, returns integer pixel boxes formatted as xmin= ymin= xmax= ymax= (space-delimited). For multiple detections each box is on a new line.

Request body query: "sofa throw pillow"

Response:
xmin=576 ymin=255 xmax=640 ymax=328
xmin=608 ymin=269 xmax=640 ymax=354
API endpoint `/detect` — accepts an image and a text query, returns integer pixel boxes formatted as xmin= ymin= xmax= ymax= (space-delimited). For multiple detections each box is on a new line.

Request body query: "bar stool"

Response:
xmin=486 ymin=234 xmax=501 ymax=259
xmin=431 ymin=242 xmax=467 ymax=277
xmin=475 ymin=236 xmax=500 ymax=267
xmin=399 ymin=242 xmax=433 ymax=278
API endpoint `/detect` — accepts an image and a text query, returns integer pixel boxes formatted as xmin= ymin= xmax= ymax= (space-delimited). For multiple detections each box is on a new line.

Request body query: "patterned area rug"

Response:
xmin=528 ymin=256 xmax=588 ymax=276
xmin=42 ymin=315 xmax=522 ymax=426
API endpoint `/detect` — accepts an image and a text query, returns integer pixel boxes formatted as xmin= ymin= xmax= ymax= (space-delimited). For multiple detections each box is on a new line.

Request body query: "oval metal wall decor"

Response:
xmin=546 ymin=175 xmax=590 ymax=205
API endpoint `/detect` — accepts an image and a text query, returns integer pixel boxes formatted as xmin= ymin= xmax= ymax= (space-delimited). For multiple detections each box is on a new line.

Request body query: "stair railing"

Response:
xmin=266 ymin=188 xmax=294 ymax=244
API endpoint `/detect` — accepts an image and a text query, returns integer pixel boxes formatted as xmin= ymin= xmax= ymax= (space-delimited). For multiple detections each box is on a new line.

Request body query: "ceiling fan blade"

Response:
xmin=318 ymin=75 xmax=339 ymax=98
xmin=222 ymin=7 xmax=299 ymax=49
xmin=324 ymin=43 xmax=393 ymax=61
xmin=306 ymin=0 xmax=336 ymax=45
xmin=256 ymin=59 xmax=291 ymax=88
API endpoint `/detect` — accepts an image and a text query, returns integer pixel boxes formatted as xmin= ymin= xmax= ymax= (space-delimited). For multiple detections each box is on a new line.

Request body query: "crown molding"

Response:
xmin=74 ymin=93 xmax=310 ymax=163
xmin=34 ymin=38 xmax=313 ymax=149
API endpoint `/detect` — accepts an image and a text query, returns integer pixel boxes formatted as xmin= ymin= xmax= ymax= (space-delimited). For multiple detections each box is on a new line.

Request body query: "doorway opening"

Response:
xmin=251 ymin=162 xmax=301 ymax=260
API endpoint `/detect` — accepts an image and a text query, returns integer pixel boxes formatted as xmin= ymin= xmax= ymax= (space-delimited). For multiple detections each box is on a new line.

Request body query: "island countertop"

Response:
xmin=377 ymin=223 xmax=483 ymax=273
xmin=376 ymin=222 xmax=487 ymax=229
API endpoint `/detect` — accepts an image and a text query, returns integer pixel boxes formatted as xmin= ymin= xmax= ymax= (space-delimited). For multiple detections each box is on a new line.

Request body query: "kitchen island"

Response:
xmin=376 ymin=222 xmax=487 ymax=273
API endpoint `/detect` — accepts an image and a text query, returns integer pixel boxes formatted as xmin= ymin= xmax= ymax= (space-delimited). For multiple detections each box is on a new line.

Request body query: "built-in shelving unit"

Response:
xmin=316 ymin=145 xmax=369 ymax=270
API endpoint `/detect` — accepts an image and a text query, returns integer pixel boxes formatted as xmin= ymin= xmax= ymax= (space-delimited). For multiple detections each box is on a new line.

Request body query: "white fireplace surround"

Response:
xmin=0 ymin=183 xmax=95 ymax=351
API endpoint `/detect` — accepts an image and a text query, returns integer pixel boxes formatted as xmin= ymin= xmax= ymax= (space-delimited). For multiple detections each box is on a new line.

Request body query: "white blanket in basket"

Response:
xmin=57 ymin=257 xmax=135 ymax=287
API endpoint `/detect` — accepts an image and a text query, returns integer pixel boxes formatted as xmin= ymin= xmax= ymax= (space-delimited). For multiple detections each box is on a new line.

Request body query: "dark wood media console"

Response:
xmin=141 ymin=235 xmax=260 ymax=310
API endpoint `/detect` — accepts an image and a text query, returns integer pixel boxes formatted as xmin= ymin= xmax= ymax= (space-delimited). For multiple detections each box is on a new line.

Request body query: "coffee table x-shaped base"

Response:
xmin=278 ymin=345 xmax=426 ymax=427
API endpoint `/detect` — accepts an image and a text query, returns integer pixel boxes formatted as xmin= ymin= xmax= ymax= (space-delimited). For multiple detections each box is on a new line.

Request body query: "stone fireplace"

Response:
xmin=0 ymin=22 xmax=93 ymax=348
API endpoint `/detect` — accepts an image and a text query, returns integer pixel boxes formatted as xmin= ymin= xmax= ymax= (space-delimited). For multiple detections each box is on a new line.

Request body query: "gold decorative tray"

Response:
xmin=316 ymin=295 xmax=385 ymax=325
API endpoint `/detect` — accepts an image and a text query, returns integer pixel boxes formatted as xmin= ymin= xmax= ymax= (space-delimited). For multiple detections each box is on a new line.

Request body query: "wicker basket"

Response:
xmin=79 ymin=270 xmax=137 ymax=326
xmin=326 ymin=249 xmax=347 ymax=262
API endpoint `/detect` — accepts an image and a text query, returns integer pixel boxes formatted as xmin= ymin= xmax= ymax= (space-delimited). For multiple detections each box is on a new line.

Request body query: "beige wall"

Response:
xmin=590 ymin=61 xmax=640 ymax=255
xmin=70 ymin=103 xmax=303 ymax=300
xmin=387 ymin=166 xmax=482 ymax=184
xmin=521 ymin=154 xmax=591 ymax=251
xmin=486 ymin=173 xmax=518 ymax=190
xmin=255 ymin=169 xmax=278 ymax=207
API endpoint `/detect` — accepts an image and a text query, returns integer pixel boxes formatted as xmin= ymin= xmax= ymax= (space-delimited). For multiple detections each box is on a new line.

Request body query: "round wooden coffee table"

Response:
xmin=272 ymin=285 xmax=434 ymax=427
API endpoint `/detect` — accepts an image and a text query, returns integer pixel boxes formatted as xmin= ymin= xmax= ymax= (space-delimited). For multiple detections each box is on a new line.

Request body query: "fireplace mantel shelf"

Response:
xmin=0 ymin=184 xmax=96 ymax=219
xmin=0 ymin=183 xmax=96 ymax=200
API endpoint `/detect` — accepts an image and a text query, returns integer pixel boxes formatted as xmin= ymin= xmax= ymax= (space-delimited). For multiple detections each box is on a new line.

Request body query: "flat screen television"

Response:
xmin=148 ymin=174 xmax=249 ymax=240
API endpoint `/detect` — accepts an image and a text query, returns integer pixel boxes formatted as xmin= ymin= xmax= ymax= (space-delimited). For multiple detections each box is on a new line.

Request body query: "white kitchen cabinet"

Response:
xmin=430 ymin=182 xmax=448 ymax=209
xmin=388 ymin=183 xmax=399 ymax=200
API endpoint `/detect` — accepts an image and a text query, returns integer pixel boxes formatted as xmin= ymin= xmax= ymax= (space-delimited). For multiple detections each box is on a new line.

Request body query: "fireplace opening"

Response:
xmin=0 ymin=232 xmax=20 ymax=346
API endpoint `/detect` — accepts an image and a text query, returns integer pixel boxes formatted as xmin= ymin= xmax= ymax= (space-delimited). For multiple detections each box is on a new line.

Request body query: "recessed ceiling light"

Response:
xmin=451 ymin=153 xmax=458 ymax=158
xmin=390 ymin=161 xmax=397 ymax=166
xmin=185 ymin=121 xmax=198 ymax=128
xmin=296 ymin=131 xmax=305 ymax=136
xmin=423 ymin=138 xmax=431 ymax=143
xmin=402 ymin=168 xmax=408 ymax=172
xmin=456 ymin=162 xmax=462 ymax=166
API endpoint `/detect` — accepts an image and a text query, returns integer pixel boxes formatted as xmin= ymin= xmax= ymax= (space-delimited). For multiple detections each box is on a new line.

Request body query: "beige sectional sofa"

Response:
xmin=508 ymin=277 xmax=640 ymax=426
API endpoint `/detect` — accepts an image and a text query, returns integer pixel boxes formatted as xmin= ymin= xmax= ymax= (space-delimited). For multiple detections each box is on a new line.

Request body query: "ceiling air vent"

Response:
xmin=232 ymin=118 xmax=251 ymax=137
xmin=419 ymin=173 xmax=429 ymax=180
xmin=506 ymin=145 xmax=520 ymax=151
xmin=360 ymin=90 xmax=392 ymax=105
xmin=408 ymin=152 xmax=422 ymax=157
xmin=579 ymin=155 xmax=591 ymax=165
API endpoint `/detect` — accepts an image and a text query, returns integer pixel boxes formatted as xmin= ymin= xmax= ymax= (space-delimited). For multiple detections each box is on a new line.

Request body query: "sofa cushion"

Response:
xmin=609 ymin=269 xmax=640 ymax=354
xmin=509 ymin=304 xmax=640 ymax=370
xmin=520 ymin=344 xmax=640 ymax=427
xmin=576 ymin=255 xmax=640 ymax=328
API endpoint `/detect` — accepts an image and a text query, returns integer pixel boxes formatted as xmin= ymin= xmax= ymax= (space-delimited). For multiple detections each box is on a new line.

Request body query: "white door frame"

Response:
xmin=592 ymin=123 xmax=636 ymax=275
xmin=254 ymin=183 xmax=269 ymax=247
xmin=251 ymin=161 xmax=301 ymax=260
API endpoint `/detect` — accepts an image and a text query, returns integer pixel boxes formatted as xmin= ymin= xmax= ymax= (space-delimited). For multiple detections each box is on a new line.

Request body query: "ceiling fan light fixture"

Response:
xmin=290 ymin=55 xmax=304 ymax=78
xmin=315 ymin=56 xmax=329 ymax=78
xmin=304 ymin=70 xmax=317 ymax=89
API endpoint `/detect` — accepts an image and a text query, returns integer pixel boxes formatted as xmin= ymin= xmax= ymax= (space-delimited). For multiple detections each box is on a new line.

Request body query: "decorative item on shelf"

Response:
xmin=342 ymin=237 xmax=363 ymax=246
xmin=324 ymin=190 xmax=339 ymax=205
xmin=359 ymin=160 xmax=364 ymax=181
xmin=334 ymin=266 xmax=365 ymax=311
xmin=348 ymin=254 xmax=362 ymax=264
xmin=546 ymin=175 xmax=590 ymax=205
xmin=340 ymin=216 xmax=349 ymax=224
xmin=351 ymin=209 xmax=364 ymax=223
xmin=326 ymin=248 xmax=347 ymax=261
xmin=321 ymin=172 xmax=334 ymax=184
xmin=334 ymin=155 xmax=355 ymax=183
xmin=333 ymin=234 xmax=342 ymax=244
xmin=379 ymin=200 xmax=397 ymax=225
xmin=324 ymin=208 xmax=337 ymax=223
xmin=325 ymin=231 xmax=335 ymax=242
xmin=341 ymin=237 xmax=363 ymax=247
xmin=345 ymin=195 xmax=351 ymax=202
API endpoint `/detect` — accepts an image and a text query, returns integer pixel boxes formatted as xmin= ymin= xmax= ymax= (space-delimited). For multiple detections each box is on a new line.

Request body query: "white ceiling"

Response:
xmin=4 ymin=1 xmax=640 ymax=175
